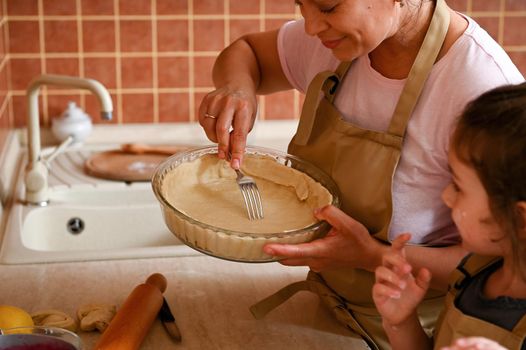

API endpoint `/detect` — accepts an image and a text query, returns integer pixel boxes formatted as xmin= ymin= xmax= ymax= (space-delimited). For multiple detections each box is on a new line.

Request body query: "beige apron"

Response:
xmin=250 ymin=1 xmax=450 ymax=349
xmin=434 ymin=255 xmax=526 ymax=349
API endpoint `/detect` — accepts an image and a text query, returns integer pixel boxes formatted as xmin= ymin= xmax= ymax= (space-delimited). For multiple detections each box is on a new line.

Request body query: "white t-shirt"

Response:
xmin=277 ymin=16 xmax=524 ymax=245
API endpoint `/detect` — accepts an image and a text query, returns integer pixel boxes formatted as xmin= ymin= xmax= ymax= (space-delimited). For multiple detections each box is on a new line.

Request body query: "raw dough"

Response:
xmin=161 ymin=154 xmax=332 ymax=233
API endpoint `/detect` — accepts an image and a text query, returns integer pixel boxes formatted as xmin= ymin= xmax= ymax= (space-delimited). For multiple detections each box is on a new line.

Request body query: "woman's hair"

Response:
xmin=451 ymin=82 xmax=526 ymax=277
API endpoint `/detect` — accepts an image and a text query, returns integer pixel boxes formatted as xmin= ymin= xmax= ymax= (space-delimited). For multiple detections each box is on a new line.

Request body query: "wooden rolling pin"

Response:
xmin=94 ymin=273 xmax=167 ymax=350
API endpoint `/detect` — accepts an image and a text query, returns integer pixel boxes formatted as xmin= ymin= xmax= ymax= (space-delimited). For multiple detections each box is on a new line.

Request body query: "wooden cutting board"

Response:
xmin=84 ymin=150 xmax=168 ymax=182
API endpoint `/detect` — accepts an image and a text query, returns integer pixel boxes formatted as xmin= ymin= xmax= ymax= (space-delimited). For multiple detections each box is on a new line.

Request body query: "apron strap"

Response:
xmin=450 ymin=254 xmax=500 ymax=292
xmin=250 ymin=280 xmax=313 ymax=320
xmin=294 ymin=61 xmax=352 ymax=146
xmin=250 ymin=273 xmax=381 ymax=350
xmin=512 ymin=312 xmax=526 ymax=335
xmin=327 ymin=61 xmax=353 ymax=103
xmin=388 ymin=0 xmax=450 ymax=137
xmin=294 ymin=70 xmax=339 ymax=145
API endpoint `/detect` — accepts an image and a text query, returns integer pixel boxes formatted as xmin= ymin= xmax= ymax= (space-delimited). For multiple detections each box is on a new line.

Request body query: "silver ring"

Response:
xmin=204 ymin=112 xmax=217 ymax=119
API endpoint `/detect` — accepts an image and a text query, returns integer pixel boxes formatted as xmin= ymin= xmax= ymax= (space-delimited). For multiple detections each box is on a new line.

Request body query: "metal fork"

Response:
xmin=234 ymin=168 xmax=264 ymax=220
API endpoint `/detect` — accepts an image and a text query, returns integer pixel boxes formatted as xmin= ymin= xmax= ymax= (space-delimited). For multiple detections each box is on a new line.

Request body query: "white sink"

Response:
xmin=0 ymin=121 xmax=299 ymax=264
xmin=0 ymin=147 xmax=198 ymax=264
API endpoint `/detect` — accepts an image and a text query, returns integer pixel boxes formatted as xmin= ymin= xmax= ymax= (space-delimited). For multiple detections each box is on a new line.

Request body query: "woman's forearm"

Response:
xmin=212 ymin=38 xmax=260 ymax=93
xmin=405 ymin=244 xmax=468 ymax=290
xmin=212 ymin=30 xmax=291 ymax=94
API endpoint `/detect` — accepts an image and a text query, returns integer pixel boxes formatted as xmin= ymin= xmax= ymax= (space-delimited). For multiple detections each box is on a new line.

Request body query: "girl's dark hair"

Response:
xmin=451 ymin=82 xmax=526 ymax=277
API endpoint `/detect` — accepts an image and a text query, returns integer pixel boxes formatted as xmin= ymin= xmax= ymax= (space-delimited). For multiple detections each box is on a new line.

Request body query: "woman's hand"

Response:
xmin=263 ymin=205 xmax=388 ymax=272
xmin=441 ymin=337 xmax=509 ymax=350
xmin=198 ymin=86 xmax=257 ymax=169
xmin=372 ymin=234 xmax=432 ymax=327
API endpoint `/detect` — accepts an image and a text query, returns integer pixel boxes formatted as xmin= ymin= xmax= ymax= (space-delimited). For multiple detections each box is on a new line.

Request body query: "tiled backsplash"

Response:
xmin=0 ymin=0 xmax=525 ymax=152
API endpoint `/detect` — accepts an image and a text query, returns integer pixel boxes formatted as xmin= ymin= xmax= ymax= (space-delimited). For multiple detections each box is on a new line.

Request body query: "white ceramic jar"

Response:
xmin=51 ymin=101 xmax=93 ymax=142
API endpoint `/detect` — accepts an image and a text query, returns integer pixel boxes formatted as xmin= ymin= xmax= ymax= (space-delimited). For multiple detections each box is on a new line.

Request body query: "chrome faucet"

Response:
xmin=25 ymin=74 xmax=113 ymax=205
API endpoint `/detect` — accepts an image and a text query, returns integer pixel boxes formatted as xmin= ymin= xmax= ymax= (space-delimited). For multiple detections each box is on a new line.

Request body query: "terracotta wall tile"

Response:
xmin=473 ymin=16 xmax=499 ymax=41
xmin=229 ymin=0 xmax=260 ymax=15
xmin=120 ymin=20 xmax=152 ymax=52
xmin=194 ymin=0 xmax=223 ymax=15
xmin=121 ymin=57 xmax=153 ymax=88
xmin=46 ymin=57 xmax=79 ymax=77
xmin=80 ymin=0 xmax=114 ymax=16
xmin=506 ymin=0 xmax=526 ymax=11
xmin=193 ymin=57 xmax=214 ymax=87
xmin=0 ymin=26 xmax=5 ymax=59
xmin=43 ymin=0 xmax=77 ymax=16
xmin=503 ymin=17 xmax=526 ymax=46
xmin=159 ymin=93 xmax=190 ymax=122
xmin=84 ymin=57 xmax=117 ymax=89
xmin=3 ymin=0 xmax=525 ymax=127
xmin=122 ymin=93 xmax=153 ymax=123
xmin=229 ymin=19 xmax=260 ymax=42
xmin=120 ymin=0 xmax=151 ymax=16
xmin=472 ymin=1 xmax=501 ymax=11
xmin=194 ymin=20 xmax=224 ymax=51
xmin=85 ymin=94 xmax=118 ymax=124
xmin=83 ymin=21 xmax=116 ymax=53
xmin=8 ymin=21 xmax=40 ymax=53
xmin=7 ymin=0 xmax=38 ymax=16
xmin=12 ymin=95 xmax=44 ymax=127
xmin=447 ymin=0 xmax=468 ymax=11
xmin=156 ymin=0 xmax=188 ymax=15
xmin=264 ymin=90 xmax=295 ymax=120
xmin=0 ymin=67 xmax=8 ymax=103
xmin=158 ymin=57 xmax=189 ymax=88
xmin=44 ymin=20 xmax=78 ymax=53
xmin=10 ymin=58 xmax=41 ymax=90
xmin=266 ymin=18 xmax=290 ymax=31
xmin=266 ymin=1 xmax=295 ymax=14
xmin=157 ymin=20 xmax=188 ymax=52
xmin=508 ymin=52 xmax=526 ymax=76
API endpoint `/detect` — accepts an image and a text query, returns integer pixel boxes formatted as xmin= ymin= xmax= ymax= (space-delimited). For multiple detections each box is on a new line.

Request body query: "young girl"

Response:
xmin=372 ymin=82 xmax=526 ymax=350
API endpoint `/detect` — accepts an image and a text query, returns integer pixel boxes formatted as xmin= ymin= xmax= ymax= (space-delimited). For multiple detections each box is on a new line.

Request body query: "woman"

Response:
xmin=198 ymin=0 xmax=524 ymax=348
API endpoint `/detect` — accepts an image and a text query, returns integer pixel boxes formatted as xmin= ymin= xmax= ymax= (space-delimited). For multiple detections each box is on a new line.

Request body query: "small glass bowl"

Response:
xmin=152 ymin=145 xmax=340 ymax=262
xmin=0 ymin=326 xmax=82 ymax=349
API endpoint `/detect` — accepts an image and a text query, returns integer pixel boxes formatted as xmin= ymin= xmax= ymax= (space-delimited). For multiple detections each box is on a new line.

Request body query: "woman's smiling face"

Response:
xmin=295 ymin=0 xmax=400 ymax=60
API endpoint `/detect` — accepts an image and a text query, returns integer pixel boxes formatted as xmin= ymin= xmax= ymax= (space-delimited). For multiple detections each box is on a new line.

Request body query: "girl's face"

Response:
xmin=295 ymin=0 xmax=400 ymax=61
xmin=441 ymin=150 xmax=508 ymax=256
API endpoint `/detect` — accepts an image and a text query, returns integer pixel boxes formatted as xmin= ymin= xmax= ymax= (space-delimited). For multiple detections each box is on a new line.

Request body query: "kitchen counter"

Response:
xmin=0 ymin=121 xmax=368 ymax=349
xmin=0 ymin=255 xmax=367 ymax=349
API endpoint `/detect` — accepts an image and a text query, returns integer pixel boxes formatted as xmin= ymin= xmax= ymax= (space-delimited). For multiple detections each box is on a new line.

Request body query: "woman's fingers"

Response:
xmin=263 ymin=238 xmax=327 ymax=259
xmin=215 ymin=102 xmax=236 ymax=160
xmin=314 ymin=205 xmax=366 ymax=234
xmin=198 ymin=94 xmax=219 ymax=142
xmin=198 ymin=88 xmax=256 ymax=166
xmin=229 ymin=100 xmax=253 ymax=168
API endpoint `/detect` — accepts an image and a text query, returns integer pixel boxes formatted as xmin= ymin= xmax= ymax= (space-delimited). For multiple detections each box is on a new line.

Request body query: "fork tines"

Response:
xmin=235 ymin=169 xmax=264 ymax=220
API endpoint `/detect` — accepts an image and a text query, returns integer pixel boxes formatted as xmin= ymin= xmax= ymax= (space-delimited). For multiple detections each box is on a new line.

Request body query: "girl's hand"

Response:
xmin=372 ymin=233 xmax=432 ymax=327
xmin=198 ymin=86 xmax=257 ymax=169
xmin=441 ymin=337 xmax=509 ymax=350
xmin=263 ymin=205 xmax=388 ymax=272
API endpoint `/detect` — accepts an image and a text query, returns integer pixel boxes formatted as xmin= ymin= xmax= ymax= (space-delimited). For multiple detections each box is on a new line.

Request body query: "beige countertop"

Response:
xmin=0 ymin=255 xmax=368 ymax=349
xmin=0 ymin=121 xmax=368 ymax=349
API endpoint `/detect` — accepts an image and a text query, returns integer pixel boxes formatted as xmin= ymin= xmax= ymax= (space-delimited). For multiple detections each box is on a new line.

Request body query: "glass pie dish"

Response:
xmin=152 ymin=145 xmax=340 ymax=262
